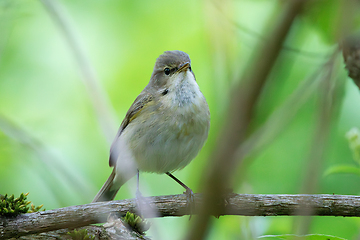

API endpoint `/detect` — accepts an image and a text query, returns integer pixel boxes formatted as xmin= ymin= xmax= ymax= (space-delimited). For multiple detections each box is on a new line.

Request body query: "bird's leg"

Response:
xmin=136 ymin=169 xmax=142 ymax=199
xmin=135 ymin=169 xmax=145 ymax=216
xmin=166 ymin=172 xmax=195 ymax=214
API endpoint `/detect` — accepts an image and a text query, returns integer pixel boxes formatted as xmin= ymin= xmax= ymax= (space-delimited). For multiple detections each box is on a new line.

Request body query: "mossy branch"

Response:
xmin=1 ymin=193 xmax=360 ymax=239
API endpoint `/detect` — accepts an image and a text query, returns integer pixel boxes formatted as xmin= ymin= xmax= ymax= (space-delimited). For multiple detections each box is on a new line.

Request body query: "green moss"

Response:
xmin=122 ymin=211 xmax=151 ymax=235
xmin=67 ymin=229 xmax=95 ymax=240
xmin=0 ymin=192 xmax=44 ymax=217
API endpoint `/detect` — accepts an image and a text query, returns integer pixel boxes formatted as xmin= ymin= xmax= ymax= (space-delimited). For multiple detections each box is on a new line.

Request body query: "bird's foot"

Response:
xmin=184 ymin=188 xmax=195 ymax=219
xmin=135 ymin=190 xmax=146 ymax=217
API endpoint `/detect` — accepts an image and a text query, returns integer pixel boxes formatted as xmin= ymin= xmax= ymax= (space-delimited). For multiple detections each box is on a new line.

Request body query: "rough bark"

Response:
xmin=1 ymin=193 xmax=360 ymax=239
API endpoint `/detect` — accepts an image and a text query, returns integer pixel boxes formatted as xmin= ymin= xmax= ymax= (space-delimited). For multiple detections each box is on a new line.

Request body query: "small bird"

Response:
xmin=92 ymin=50 xmax=210 ymax=203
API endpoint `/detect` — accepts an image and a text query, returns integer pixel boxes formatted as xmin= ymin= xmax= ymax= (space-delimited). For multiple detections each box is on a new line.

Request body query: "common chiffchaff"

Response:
xmin=93 ymin=50 xmax=210 ymax=202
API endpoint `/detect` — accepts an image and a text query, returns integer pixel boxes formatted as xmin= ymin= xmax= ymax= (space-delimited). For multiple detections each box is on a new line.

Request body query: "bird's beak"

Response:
xmin=177 ymin=62 xmax=190 ymax=72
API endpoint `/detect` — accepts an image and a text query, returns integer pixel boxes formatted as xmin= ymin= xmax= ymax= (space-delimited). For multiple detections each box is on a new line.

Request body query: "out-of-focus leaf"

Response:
xmin=259 ymin=234 xmax=346 ymax=240
xmin=345 ymin=127 xmax=360 ymax=164
xmin=302 ymin=1 xmax=343 ymax=44
xmin=324 ymin=165 xmax=360 ymax=177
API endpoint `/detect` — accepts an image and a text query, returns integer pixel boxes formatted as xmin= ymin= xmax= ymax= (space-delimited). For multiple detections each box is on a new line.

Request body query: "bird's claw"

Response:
xmin=184 ymin=188 xmax=195 ymax=219
xmin=135 ymin=190 xmax=145 ymax=217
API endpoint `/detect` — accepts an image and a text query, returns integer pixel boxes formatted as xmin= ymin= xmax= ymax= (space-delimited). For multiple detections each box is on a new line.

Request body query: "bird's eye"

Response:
xmin=189 ymin=66 xmax=192 ymax=72
xmin=164 ymin=68 xmax=170 ymax=75
xmin=162 ymin=89 xmax=169 ymax=95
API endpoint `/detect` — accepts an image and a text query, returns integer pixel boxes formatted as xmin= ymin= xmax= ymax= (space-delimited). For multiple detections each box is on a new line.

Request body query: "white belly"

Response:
xmin=122 ymin=97 xmax=209 ymax=173
xmin=115 ymin=70 xmax=210 ymax=174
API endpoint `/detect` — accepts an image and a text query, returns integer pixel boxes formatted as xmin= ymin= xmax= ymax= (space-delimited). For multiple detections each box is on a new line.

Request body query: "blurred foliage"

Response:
xmin=302 ymin=1 xmax=343 ymax=44
xmin=346 ymin=127 xmax=360 ymax=164
xmin=259 ymin=234 xmax=346 ymax=240
xmin=324 ymin=127 xmax=360 ymax=178
xmin=1 ymin=0 xmax=360 ymax=239
xmin=0 ymin=192 xmax=43 ymax=216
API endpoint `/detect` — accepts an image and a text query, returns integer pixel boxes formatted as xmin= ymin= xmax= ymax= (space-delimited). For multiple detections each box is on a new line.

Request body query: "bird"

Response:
xmin=92 ymin=50 xmax=210 ymax=203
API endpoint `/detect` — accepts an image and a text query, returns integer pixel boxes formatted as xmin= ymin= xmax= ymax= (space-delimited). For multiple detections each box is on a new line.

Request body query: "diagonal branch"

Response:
xmin=1 ymin=193 xmax=360 ymax=239
xmin=39 ymin=0 xmax=117 ymax=143
xmin=188 ymin=1 xmax=306 ymax=239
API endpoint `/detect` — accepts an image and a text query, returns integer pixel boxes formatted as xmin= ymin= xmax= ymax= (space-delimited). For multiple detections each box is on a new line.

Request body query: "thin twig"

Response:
xmin=295 ymin=48 xmax=344 ymax=234
xmin=39 ymin=0 xmax=117 ymax=143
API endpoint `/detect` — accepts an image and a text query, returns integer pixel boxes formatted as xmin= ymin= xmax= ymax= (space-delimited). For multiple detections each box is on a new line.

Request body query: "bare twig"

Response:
xmin=2 ymin=193 xmax=360 ymax=239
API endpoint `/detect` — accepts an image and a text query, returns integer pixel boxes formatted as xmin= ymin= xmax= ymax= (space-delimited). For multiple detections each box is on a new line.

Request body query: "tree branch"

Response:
xmin=10 ymin=221 xmax=150 ymax=240
xmin=1 ymin=193 xmax=360 ymax=239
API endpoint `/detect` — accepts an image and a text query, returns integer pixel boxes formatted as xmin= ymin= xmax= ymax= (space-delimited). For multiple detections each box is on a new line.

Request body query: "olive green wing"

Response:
xmin=109 ymin=91 xmax=154 ymax=167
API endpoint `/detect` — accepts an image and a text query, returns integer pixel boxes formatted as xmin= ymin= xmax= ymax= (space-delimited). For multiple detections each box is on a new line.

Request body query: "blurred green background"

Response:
xmin=1 ymin=0 xmax=360 ymax=239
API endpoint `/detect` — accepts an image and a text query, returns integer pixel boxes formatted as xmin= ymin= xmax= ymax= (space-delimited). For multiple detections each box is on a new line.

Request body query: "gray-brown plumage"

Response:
xmin=93 ymin=51 xmax=210 ymax=203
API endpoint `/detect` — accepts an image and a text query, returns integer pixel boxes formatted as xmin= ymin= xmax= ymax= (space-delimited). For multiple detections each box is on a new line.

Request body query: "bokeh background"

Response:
xmin=1 ymin=0 xmax=360 ymax=239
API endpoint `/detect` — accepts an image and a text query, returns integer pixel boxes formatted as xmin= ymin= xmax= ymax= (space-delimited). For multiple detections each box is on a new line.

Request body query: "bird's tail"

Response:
xmin=92 ymin=169 xmax=121 ymax=202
